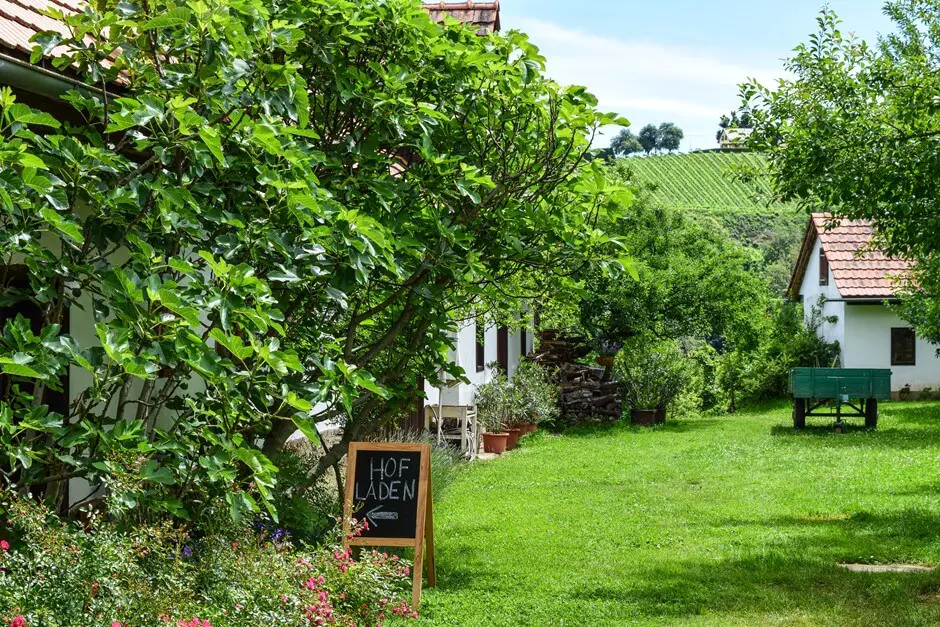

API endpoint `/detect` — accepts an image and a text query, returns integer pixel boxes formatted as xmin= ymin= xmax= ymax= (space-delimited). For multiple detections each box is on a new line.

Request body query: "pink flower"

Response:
xmin=0 ymin=540 xmax=9 ymax=551
xmin=112 ymin=622 xmax=122 ymax=627
xmin=10 ymin=617 xmax=26 ymax=627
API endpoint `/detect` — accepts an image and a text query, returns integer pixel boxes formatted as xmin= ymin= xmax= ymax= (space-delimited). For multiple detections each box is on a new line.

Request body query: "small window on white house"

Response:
xmin=819 ymin=248 xmax=829 ymax=286
xmin=891 ymin=328 xmax=916 ymax=366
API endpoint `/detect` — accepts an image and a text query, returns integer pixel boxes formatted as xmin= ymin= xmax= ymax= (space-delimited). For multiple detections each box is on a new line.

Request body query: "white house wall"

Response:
xmin=799 ymin=236 xmax=845 ymax=360
xmin=425 ymin=313 xmax=533 ymax=409
xmin=843 ymin=304 xmax=940 ymax=391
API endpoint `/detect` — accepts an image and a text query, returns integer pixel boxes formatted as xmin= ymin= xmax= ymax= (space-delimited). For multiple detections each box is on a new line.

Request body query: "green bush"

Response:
xmin=511 ymin=362 xmax=560 ymax=426
xmin=615 ymin=340 xmax=690 ymax=410
xmin=474 ymin=362 xmax=560 ymax=432
xmin=0 ymin=496 xmax=416 ymax=626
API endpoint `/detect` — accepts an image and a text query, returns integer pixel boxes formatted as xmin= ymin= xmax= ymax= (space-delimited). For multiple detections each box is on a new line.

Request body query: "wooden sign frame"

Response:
xmin=343 ymin=442 xmax=436 ymax=608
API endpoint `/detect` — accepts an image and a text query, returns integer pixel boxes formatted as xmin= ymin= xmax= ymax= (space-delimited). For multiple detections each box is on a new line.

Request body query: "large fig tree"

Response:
xmin=0 ymin=0 xmax=630 ymax=520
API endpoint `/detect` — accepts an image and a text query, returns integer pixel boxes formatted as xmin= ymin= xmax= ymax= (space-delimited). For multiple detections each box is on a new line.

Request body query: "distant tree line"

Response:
xmin=610 ymin=123 xmax=684 ymax=157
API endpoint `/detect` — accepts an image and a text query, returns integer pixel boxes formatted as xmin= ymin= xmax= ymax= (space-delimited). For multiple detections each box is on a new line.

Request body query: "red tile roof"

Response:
xmin=423 ymin=1 xmax=500 ymax=34
xmin=0 ymin=0 xmax=74 ymax=59
xmin=787 ymin=213 xmax=911 ymax=299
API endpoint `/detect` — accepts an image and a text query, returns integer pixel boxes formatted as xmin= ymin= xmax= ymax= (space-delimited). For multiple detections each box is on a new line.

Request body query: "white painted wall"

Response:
xmin=799 ymin=237 xmax=845 ymax=360
xmin=424 ymin=310 xmax=534 ymax=409
xmin=843 ymin=305 xmax=940 ymax=391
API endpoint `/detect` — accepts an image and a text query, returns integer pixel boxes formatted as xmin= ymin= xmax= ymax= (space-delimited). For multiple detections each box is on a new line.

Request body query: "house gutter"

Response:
xmin=0 ymin=50 xmax=106 ymax=101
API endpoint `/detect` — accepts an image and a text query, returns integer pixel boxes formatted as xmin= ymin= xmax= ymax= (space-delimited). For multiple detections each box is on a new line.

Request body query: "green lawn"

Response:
xmin=419 ymin=402 xmax=940 ymax=625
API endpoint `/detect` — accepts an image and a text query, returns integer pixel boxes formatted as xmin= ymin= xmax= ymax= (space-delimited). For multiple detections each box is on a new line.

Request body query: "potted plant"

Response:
xmin=512 ymin=361 xmax=560 ymax=435
xmin=616 ymin=343 xmax=688 ymax=427
xmin=474 ymin=372 xmax=515 ymax=454
xmin=594 ymin=336 xmax=623 ymax=368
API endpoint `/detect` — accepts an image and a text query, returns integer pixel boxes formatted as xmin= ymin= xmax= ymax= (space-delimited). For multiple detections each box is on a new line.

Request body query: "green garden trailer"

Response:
xmin=788 ymin=368 xmax=892 ymax=429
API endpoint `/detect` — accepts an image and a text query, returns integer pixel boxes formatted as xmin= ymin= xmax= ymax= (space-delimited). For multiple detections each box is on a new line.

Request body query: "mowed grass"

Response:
xmin=418 ymin=402 xmax=940 ymax=626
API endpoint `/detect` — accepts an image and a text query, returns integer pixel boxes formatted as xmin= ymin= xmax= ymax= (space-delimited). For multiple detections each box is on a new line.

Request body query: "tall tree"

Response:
xmin=638 ymin=124 xmax=660 ymax=155
xmin=610 ymin=129 xmax=643 ymax=157
xmin=744 ymin=2 xmax=940 ymax=341
xmin=658 ymin=123 xmax=684 ymax=152
xmin=0 ymin=0 xmax=630 ymax=520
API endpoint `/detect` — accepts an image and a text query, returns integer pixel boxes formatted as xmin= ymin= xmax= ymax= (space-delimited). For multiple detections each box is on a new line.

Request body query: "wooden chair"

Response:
xmin=424 ymin=404 xmax=479 ymax=460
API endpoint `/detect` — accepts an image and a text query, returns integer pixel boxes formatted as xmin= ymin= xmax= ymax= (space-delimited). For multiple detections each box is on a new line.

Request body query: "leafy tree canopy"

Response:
xmin=0 ymin=0 xmax=630 ymax=521
xmin=638 ymin=124 xmax=660 ymax=154
xmin=610 ymin=129 xmax=643 ymax=157
xmin=744 ymin=1 xmax=940 ymax=341
xmin=657 ymin=122 xmax=684 ymax=152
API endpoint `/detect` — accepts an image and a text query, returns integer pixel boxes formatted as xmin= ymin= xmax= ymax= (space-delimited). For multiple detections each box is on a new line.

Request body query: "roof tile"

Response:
xmin=812 ymin=213 xmax=910 ymax=298
xmin=423 ymin=1 xmax=500 ymax=33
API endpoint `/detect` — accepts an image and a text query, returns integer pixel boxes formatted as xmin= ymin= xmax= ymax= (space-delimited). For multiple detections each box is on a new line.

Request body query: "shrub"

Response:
xmin=511 ymin=362 xmax=560 ymax=426
xmin=0 ymin=496 xmax=416 ymax=626
xmin=615 ymin=340 xmax=690 ymax=410
xmin=474 ymin=370 xmax=521 ymax=433
xmin=474 ymin=362 xmax=560 ymax=432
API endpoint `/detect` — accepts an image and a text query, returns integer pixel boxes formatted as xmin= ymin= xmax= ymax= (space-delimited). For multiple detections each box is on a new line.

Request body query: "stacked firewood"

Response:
xmin=530 ymin=331 xmax=622 ymax=425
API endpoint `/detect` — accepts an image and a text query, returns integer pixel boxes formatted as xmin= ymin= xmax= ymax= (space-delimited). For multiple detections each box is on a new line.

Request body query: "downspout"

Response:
xmin=0 ymin=50 xmax=106 ymax=100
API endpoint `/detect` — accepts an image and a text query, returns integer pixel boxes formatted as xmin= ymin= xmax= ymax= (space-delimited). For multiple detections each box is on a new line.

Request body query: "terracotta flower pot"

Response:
xmin=630 ymin=409 xmax=657 ymax=427
xmin=505 ymin=428 xmax=522 ymax=450
xmin=654 ymin=408 xmax=666 ymax=424
xmin=482 ymin=432 xmax=509 ymax=454
xmin=522 ymin=421 xmax=537 ymax=434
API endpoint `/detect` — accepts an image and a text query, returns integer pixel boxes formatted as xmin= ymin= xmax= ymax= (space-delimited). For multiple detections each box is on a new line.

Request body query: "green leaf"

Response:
xmin=291 ymin=414 xmax=320 ymax=443
xmin=0 ymin=361 xmax=41 ymax=378
xmin=10 ymin=103 xmax=60 ymax=128
xmin=142 ymin=7 xmax=192 ymax=30
xmin=285 ymin=391 xmax=313 ymax=412
xmin=198 ymin=126 xmax=225 ymax=164
xmin=18 ymin=153 xmax=47 ymax=169
xmin=41 ymin=207 xmax=84 ymax=243
xmin=140 ymin=460 xmax=176 ymax=485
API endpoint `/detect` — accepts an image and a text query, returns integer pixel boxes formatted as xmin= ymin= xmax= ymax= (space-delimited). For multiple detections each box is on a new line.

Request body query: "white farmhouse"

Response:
xmin=787 ymin=213 xmax=940 ymax=393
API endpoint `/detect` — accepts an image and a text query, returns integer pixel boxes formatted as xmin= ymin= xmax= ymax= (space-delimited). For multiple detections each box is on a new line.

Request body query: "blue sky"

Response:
xmin=499 ymin=1 xmax=892 ymax=150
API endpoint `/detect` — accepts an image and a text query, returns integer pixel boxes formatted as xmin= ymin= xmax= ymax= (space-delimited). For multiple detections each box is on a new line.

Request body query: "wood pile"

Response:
xmin=530 ymin=330 xmax=622 ymax=425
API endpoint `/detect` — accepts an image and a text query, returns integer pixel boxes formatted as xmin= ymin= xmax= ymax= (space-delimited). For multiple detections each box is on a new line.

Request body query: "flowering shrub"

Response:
xmin=0 ymin=496 xmax=416 ymax=626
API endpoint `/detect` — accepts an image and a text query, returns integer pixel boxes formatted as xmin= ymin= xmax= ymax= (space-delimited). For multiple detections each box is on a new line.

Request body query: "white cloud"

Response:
xmin=507 ymin=16 xmax=787 ymax=150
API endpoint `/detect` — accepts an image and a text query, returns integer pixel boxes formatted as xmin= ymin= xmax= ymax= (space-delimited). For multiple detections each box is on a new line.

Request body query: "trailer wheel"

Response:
xmin=793 ymin=398 xmax=806 ymax=429
xmin=865 ymin=398 xmax=878 ymax=429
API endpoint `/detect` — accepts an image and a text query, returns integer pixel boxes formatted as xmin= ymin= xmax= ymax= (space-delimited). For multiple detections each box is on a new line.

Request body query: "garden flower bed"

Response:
xmin=0 ymin=496 xmax=416 ymax=626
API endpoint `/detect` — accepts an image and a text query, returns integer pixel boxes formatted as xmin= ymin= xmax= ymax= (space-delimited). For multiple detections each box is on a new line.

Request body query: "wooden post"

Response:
xmin=412 ymin=445 xmax=431 ymax=608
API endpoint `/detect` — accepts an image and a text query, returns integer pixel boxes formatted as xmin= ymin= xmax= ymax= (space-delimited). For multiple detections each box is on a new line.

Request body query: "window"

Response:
xmin=891 ymin=327 xmax=916 ymax=366
xmin=496 ymin=326 xmax=508 ymax=373
xmin=475 ymin=317 xmax=485 ymax=372
xmin=519 ymin=311 xmax=528 ymax=357
xmin=818 ymin=248 xmax=829 ymax=286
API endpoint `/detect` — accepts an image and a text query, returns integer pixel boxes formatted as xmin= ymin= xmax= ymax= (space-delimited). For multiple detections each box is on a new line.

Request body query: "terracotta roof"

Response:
xmin=0 ymin=0 xmax=75 ymax=59
xmin=787 ymin=213 xmax=911 ymax=299
xmin=423 ymin=1 xmax=501 ymax=34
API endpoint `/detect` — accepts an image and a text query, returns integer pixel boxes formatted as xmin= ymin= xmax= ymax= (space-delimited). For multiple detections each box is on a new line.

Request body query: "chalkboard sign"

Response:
xmin=343 ymin=442 xmax=435 ymax=607
xmin=349 ymin=448 xmax=422 ymax=539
